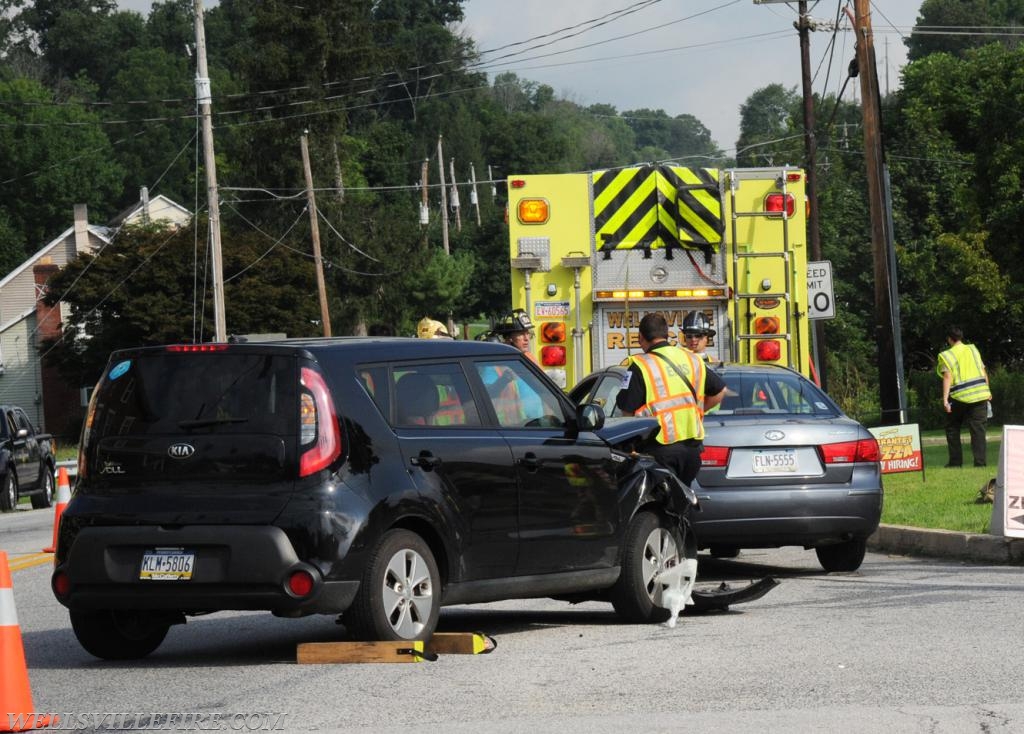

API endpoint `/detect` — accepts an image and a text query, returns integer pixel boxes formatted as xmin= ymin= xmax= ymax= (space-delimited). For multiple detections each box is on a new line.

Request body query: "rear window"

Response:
xmin=90 ymin=352 xmax=297 ymax=436
xmin=715 ymin=370 xmax=838 ymax=416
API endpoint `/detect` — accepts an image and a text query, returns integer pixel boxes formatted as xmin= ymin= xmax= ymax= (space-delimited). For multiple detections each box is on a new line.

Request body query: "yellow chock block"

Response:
xmin=424 ymin=632 xmax=496 ymax=655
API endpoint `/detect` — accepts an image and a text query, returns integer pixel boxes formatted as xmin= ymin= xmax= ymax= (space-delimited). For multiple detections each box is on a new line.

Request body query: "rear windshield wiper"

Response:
xmin=177 ymin=417 xmax=250 ymax=429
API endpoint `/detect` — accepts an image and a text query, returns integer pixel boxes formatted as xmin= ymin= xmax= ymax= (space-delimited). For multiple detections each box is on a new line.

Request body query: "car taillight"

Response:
xmin=299 ymin=367 xmax=342 ymax=477
xmin=820 ymin=438 xmax=880 ymax=464
xmin=541 ymin=345 xmax=566 ymax=366
xmin=52 ymin=570 xmax=70 ymax=599
xmin=701 ymin=445 xmax=731 ymax=467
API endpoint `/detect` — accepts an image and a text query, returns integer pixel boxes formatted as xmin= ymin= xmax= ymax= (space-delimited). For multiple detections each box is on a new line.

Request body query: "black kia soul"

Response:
xmin=52 ymin=338 xmax=698 ymax=660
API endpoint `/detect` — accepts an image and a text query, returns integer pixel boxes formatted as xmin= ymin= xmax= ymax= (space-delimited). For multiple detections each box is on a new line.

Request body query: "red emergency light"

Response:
xmin=764 ymin=193 xmax=795 ymax=217
xmin=541 ymin=345 xmax=566 ymax=367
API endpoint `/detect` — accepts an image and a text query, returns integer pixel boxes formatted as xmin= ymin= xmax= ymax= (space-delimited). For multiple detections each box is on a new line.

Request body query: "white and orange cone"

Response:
xmin=42 ymin=467 xmax=70 ymax=554
xmin=0 ymin=551 xmax=53 ymax=731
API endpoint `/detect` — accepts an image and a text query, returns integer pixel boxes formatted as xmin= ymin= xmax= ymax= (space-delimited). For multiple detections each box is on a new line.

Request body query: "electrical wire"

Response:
xmin=222 ymin=207 xmax=307 ymax=283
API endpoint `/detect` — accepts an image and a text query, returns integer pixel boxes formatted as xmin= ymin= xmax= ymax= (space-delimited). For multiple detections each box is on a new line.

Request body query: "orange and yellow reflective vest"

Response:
xmin=626 ymin=346 xmax=707 ymax=444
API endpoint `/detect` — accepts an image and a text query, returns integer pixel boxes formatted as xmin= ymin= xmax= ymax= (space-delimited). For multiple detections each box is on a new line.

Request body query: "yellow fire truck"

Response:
xmin=506 ymin=164 xmax=813 ymax=389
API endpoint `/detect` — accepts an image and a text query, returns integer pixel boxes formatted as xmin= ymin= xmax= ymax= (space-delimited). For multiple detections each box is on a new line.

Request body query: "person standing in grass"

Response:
xmin=937 ymin=325 xmax=991 ymax=468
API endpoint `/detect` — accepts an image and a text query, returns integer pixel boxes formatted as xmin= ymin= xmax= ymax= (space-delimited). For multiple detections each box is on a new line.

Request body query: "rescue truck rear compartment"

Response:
xmin=508 ymin=165 xmax=812 ymax=387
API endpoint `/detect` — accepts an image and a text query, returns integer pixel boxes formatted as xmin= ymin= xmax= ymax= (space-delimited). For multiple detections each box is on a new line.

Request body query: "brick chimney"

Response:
xmin=73 ymin=204 xmax=89 ymax=256
xmin=34 ymin=257 xmax=80 ymax=439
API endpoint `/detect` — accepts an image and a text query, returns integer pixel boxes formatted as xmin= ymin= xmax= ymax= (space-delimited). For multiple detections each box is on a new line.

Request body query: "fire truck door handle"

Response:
xmin=410 ymin=451 xmax=442 ymax=471
xmin=517 ymin=453 xmax=540 ymax=471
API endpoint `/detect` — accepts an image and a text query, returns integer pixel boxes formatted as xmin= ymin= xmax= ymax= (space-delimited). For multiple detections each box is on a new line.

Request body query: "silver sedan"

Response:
xmin=570 ymin=363 xmax=883 ymax=572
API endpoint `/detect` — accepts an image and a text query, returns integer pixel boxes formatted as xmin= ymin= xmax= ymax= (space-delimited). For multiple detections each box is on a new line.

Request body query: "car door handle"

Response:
xmin=517 ymin=453 xmax=540 ymax=471
xmin=410 ymin=451 xmax=442 ymax=471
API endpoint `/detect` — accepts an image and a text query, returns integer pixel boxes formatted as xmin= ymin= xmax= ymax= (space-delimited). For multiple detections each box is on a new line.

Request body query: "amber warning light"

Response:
xmin=517 ymin=198 xmax=549 ymax=224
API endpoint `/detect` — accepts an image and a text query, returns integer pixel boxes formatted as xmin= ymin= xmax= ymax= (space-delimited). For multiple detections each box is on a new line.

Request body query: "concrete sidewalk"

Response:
xmin=868 ymin=523 xmax=1024 ymax=564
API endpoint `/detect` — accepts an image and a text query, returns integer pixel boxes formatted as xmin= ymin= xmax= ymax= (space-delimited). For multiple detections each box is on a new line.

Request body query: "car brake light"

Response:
xmin=820 ymin=438 xmax=880 ymax=464
xmin=299 ymin=367 xmax=342 ymax=477
xmin=701 ymin=445 xmax=730 ymax=467
xmin=541 ymin=345 xmax=566 ymax=366
xmin=517 ymin=198 xmax=549 ymax=224
xmin=165 ymin=344 xmax=229 ymax=352
xmin=764 ymin=193 xmax=795 ymax=217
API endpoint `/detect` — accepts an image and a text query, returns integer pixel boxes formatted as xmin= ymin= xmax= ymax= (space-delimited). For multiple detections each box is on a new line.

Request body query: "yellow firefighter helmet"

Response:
xmin=417 ymin=317 xmax=451 ymax=339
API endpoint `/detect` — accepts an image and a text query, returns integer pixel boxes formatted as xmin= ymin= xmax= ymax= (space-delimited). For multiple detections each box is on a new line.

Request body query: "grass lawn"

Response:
xmin=882 ymin=430 xmax=1002 ymax=534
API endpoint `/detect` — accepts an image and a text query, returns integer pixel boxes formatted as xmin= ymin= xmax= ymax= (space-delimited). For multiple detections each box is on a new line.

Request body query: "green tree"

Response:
xmin=41 ymin=220 xmax=323 ymax=385
xmin=735 ymin=84 xmax=802 ymax=167
xmin=0 ymin=76 xmax=124 ymax=254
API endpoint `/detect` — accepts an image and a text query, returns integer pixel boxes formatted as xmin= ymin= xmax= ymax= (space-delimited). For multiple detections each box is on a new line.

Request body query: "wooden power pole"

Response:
xmin=300 ymin=133 xmax=332 ymax=337
xmin=853 ymin=0 xmax=902 ymax=424
xmin=193 ymin=0 xmax=226 ymax=342
xmin=797 ymin=1 xmax=827 ymax=390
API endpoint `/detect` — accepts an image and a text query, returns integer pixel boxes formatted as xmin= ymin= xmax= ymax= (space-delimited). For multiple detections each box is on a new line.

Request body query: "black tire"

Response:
xmin=815 ymin=538 xmax=867 ymax=572
xmin=0 ymin=470 xmax=16 ymax=512
xmin=345 ymin=529 xmax=440 ymax=641
xmin=710 ymin=545 xmax=740 ymax=559
xmin=70 ymin=610 xmax=170 ymax=660
xmin=611 ymin=511 xmax=692 ymax=624
xmin=30 ymin=468 xmax=54 ymax=509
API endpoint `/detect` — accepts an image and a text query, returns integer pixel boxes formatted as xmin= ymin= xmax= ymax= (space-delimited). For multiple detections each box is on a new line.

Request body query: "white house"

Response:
xmin=0 ymin=190 xmax=191 ymax=436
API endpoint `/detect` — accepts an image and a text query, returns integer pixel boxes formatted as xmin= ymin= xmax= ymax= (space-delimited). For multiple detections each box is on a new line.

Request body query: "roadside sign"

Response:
xmin=996 ymin=425 xmax=1024 ymax=538
xmin=868 ymin=423 xmax=923 ymax=475
xmin=807 ymin=260 xmax=835 ymax=320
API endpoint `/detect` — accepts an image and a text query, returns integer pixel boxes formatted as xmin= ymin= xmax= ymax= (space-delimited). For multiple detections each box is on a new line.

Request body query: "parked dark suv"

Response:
xmin=52 ymin=338 xmax=700 ymax=659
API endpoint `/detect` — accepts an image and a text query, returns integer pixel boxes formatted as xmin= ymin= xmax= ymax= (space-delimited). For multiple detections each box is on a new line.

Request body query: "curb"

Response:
xmin=868 ymin=523 xmax=1024 ymax=565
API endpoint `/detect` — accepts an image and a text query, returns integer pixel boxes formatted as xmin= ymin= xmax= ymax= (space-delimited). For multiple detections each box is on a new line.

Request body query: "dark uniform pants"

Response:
xmin=945 ymin=399 xmax=988 ymax=467
xmin=649 ymin=440 xmax=704 ymax=488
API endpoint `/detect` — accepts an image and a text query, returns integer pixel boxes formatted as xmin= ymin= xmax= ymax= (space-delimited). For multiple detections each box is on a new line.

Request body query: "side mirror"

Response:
xmin=15 ymin=428 xmax=28 ymax=439
xmin=577 ymin=403 xmax=605 ymax=432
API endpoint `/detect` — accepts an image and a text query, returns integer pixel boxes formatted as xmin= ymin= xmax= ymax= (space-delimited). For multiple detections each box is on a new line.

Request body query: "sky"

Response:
xmin=118 ymin=0 xmax=922 ymax=153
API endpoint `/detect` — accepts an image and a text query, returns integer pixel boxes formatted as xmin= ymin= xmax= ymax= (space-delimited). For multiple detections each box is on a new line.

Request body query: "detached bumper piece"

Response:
xmin=689 ymin=577 xmax=779 ymax=612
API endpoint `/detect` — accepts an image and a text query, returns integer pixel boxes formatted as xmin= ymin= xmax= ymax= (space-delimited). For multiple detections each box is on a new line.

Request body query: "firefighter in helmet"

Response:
xmin=681 ymin=311 xmax=717 ymax=364
xmin=416 ymin=317 xmax=451 ymax=340
xmin=494 ymin=309 xmax=538 ymax=364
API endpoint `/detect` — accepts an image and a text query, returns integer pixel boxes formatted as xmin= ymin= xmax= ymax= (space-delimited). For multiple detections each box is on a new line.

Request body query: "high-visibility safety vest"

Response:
xmin=937 ymin=342 xmax=991 ymax=404
xmin=627 ymin=346 xmax=707 ymax=444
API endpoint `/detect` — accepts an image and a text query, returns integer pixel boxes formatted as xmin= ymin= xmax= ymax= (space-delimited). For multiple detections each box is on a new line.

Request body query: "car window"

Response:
xmin=715 ymin=371 xmax=837 ymax=416
xmin=389 ymin=363 xmax=481 ymax=428
xmin=591 ymin=375 xmax=627 ymax=418
xmin=475 ymin=359 xmax=567 ymax=429
xmin=14 ymin=410 xmax=30 ymax=431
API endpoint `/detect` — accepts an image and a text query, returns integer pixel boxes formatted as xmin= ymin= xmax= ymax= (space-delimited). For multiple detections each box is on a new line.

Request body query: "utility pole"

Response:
xmin=420 ymin=159 xmax=430 ymax=247
xmin=193 ymin=0 xmax=226 ymax=342
xmin=436 ymin=136 xmax=449 ymax=256
xmin=853 ymin=0 xmax=903 ymax=424
xmin=797 ymin=1 xmax=827 ymax=390
xmin=300 ymin=133 xmax=332 ymax=337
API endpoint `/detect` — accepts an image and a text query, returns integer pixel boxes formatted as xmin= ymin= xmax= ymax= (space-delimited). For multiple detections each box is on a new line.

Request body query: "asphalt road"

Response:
xmin=4 ymin=506 xmax=1024 ymax=734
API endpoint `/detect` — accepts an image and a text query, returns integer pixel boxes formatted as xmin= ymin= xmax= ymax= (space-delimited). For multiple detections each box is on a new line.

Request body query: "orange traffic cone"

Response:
xmin=0 ymin=552 xmax=53 ymax=731
xmin=42 ymin=467 xmax=70 ymax=554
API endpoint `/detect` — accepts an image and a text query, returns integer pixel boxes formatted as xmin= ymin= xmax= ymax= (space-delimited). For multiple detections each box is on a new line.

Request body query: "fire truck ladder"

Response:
xmin=728 ymin=169 xmax=797 ymax=367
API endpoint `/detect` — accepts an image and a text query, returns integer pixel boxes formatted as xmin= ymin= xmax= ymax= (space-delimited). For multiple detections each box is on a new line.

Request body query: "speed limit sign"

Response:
xmin=807 ymin=260 xmax=835 ymax=320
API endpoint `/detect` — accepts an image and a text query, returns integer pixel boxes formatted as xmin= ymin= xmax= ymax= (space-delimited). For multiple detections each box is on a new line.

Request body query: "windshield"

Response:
xmin=90 ymin=352 xmax=297 ymax=437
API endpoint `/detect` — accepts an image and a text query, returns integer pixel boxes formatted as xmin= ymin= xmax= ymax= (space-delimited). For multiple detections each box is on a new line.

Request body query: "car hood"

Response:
xmin=594 ymin=416 xmax=660 ymax=450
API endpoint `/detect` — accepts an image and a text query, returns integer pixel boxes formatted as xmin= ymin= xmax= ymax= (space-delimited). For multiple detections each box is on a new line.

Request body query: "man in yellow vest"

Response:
xmin=937 ymin=325 xmax=992 ymax=468
xmin=616 ymin=312 xmax=726 ymax=487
